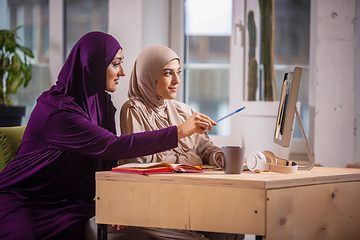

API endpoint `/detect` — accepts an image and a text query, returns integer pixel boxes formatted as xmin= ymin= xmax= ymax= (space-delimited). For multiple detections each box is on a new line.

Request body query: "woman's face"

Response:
xmin=106 ymin=49 xmax=125 ymax=93
xmin=155 ymin=59 xmax=181 ymax=99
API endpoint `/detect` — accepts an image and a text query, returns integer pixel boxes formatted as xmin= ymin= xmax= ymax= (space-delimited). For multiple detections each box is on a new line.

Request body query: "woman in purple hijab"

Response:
xmin=0 ymin=32 xmax=215 ymax=240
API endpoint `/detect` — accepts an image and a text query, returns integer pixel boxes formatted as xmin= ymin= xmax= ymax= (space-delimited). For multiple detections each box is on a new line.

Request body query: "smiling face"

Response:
xmin=106 ymin=49 xmax=125 ymax=93
xmin=155 ymin=59 xmax=181 ymax=100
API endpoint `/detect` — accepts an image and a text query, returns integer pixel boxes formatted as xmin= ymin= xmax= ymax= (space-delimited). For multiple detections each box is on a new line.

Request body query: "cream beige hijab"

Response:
xmin=128 ymin=45 xmax=178 ymax=117
xmin=122 ymin=45 xmax=219 ymax=165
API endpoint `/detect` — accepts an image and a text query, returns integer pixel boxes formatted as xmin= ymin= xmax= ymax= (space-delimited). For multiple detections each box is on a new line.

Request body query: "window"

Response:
xmin=272 ymin=0 xmax=310 ymax=138
xmin=1 ymin=0 xmax=109 ymax=125
xmin=65 ymin=0 xmax=108 ymax=56
xmin=184 ymin=0 xmax=233 ymax=136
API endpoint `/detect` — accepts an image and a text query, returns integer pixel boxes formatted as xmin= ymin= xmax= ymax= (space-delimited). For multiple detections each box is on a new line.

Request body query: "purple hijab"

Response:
xmin=43 ymin=31 xmax=121 ymax=133
xmin=0 ymin=32 xmax=178 ymax=240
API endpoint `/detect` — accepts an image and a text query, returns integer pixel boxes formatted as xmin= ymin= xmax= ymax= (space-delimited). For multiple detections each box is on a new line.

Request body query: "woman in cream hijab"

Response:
xmin=119 ymin=45 xmax=244 ymax=240
xmin=120 ymin=45 xmax=220 ymax=166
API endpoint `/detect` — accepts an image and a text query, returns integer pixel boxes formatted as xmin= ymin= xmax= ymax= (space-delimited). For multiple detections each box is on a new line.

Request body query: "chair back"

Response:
xmin=0 ymin=126 xmax=26 ymax=172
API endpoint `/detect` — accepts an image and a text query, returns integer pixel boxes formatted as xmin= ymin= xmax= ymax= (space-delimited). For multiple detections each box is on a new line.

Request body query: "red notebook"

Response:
xmin=112 ymin=162 xmax=203 ymax=174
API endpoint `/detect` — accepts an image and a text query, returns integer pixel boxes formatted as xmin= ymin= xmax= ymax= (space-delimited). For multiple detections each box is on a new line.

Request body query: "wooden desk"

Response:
xmin=95 ymin=167 xmax=360 ymax=240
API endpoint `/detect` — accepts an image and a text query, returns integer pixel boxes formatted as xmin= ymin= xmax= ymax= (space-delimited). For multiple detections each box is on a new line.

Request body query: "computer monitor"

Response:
xmin=273 ymin=67 xmax=314 ymax=170
xmin=274 ymin=67 xmax=302 ymax=147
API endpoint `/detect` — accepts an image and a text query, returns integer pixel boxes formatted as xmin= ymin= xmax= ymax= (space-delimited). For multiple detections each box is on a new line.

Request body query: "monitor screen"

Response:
xmin=274 ymin=67 xmax=302 ymax=147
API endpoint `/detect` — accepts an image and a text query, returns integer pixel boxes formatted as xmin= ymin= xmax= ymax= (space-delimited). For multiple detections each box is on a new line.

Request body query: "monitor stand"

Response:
xmin=295 ymin=106 xmax=315 ymax=170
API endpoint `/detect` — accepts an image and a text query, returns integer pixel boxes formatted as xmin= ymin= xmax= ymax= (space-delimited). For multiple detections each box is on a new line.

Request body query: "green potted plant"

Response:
xmin=0 ymin=26 xmax=34 ymax=127
xmin=247 ymin=0 xmax=277 ymax=101
xmin=241 ymin=0 xmax=293 ymax=160
xmin=259 ymin=0 xmax=277 ymax=101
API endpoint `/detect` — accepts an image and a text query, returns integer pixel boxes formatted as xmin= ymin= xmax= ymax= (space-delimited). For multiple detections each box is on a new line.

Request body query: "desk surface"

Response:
xmin=96 ymin=167 xmax=360 ymax=189
xmin=96 ymin=167 xmax=360 ymax=239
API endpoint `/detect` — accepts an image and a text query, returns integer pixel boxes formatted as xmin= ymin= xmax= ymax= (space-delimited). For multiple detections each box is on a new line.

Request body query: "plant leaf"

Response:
xmin=6 ymin=73 xmax=22 ymax=94
xmin=22 ymin=63 xmax=32 ymax=87
xmin=11 ymin=54 xmax=21 ymax=72
xmin=10 ymin=26 xmax=23 ymax=33
xmin=3 ymin=58 xmax=10 ymax=70
xmin=18 ymin=45 xmax=34 ymax=58
xmin=4 ymin=33 xmax=16 ymax=53
xmin=0 ymin=33 xmax=4 ymax=47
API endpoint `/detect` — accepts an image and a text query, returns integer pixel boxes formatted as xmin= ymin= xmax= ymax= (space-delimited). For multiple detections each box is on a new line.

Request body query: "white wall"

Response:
xmin=169 ymin=0 xmax=185 ymax=102
xmin=142 ymin=0 xmax=170 ymax=48
xmin=355 ymin=0 xmax=360 ymax=164
xmin=108 ymin=0 xmax=173 ymax=135
xmin=49 ymin=0 xmax=64 ymax=85
xmin=311 ymin=0 xmax=358 ymax=167
xmin=108 ymin=0 xmax=143 ymax=135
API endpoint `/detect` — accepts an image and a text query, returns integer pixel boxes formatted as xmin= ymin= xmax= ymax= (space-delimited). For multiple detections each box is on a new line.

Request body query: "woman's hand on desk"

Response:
xmin=111 ymin=224 xmax=128 ymax=230
xmin=177 ymin=113 xmax=216 ymax=140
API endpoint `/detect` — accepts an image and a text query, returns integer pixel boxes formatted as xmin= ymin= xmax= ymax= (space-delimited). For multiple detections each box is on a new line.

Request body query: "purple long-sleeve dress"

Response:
xmin=0 ymin=32 xmax=177 ymax=240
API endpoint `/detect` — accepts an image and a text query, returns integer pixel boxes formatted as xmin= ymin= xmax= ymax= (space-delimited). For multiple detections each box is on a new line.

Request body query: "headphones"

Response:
xmin=246 ymin=151 xmax=298 ymax=174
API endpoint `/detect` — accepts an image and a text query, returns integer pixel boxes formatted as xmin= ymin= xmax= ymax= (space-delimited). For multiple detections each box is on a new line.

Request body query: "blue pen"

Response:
xmin=216 ymin=106 xmax=246 ymax=123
